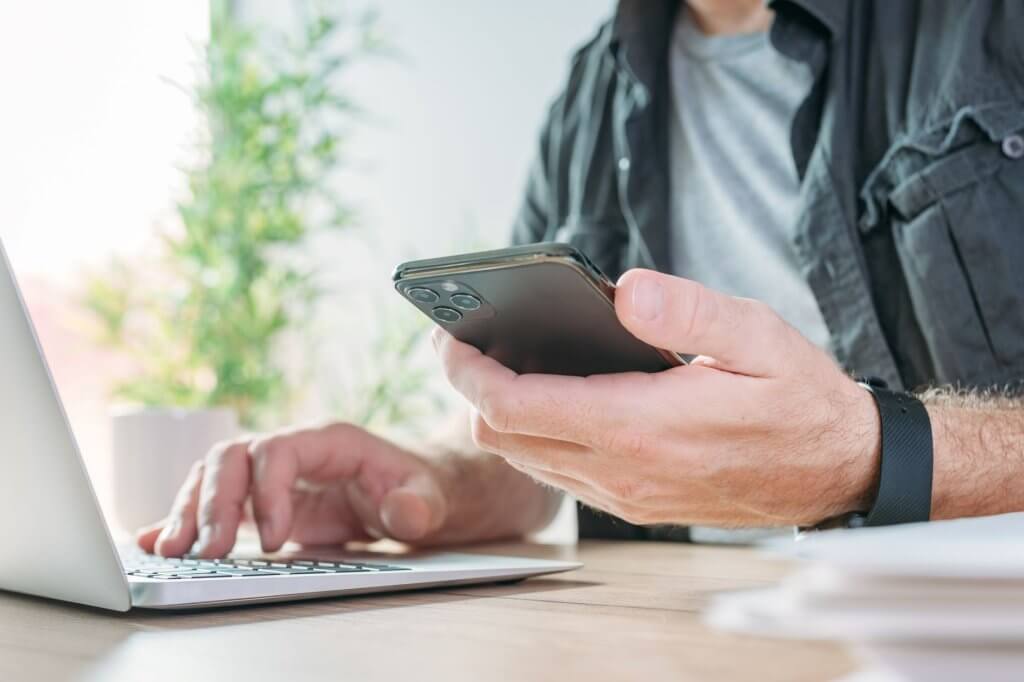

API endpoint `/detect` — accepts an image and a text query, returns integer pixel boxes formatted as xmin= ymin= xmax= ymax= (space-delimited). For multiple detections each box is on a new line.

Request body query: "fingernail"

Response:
xmin=197 ymin=523 xmax=218 ymax=553
xmin=631 ymin=277 xmax=663 ymax=321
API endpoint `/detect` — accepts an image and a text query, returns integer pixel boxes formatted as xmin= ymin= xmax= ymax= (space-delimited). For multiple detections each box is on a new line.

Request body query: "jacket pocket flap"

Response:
xmin=888 ymin=141 xmax=1007 ymax=221
xmin=859 ymin=100 xmax=1024 ymax=231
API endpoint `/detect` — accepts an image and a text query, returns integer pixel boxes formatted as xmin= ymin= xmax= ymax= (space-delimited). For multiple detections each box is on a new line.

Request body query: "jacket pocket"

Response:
xmin=860 ymin=102 xmax=1024 ymax=384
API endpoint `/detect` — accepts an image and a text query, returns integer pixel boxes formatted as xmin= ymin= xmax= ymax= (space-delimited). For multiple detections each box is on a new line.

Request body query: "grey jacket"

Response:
xmin=509 ymin=0 xmax=1024 ymax=539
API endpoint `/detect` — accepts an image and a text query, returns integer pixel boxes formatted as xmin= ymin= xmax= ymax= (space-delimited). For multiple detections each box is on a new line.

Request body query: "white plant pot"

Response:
xmin=110 ymin=406 xmax=238 ymax=533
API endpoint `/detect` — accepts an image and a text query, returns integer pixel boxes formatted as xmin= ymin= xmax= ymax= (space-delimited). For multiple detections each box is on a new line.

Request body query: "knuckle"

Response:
xmin=248 ymin=434 xmax=288 ymax=464
xmin=680 ymin=281 xmax=715 ymax=340
xmin=470 ymin=413 xmax=499 ymax=452
xmin=322 ymin=421 xmax=360 ymax=441
xmin=206 ymin=437 xmax=249 ymax=468
xmin=478 ymin=391 xmax=514 ymax=432
xmin=188 ymin=459 xmax=206 ymax=476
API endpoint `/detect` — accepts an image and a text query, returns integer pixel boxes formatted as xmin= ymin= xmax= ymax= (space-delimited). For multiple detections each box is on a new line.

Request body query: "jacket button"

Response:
xmin=1003 ymin=134 xmax=1024 ymax=160
xmin=617 ymin=157 xmax=631 ymax=172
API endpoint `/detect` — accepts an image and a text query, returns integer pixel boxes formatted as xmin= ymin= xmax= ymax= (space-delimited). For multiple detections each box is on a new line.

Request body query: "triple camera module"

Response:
xmin=405 ymin=284 xmax=483 ymax=324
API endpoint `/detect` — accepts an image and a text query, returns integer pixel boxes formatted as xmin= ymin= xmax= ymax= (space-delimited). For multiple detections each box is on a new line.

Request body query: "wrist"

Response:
xmin=925 ymin=404 xmax=953 ymax=519
xmin=832 ymin=378 xmax=883 ymax=517
xmin=823 ymin=380 xmax=936 ymax=529
xmin=430 ymin=453 xmax=556 ymax=543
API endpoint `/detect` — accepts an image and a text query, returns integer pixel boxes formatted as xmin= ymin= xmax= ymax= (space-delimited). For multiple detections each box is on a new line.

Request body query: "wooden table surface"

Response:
xmin=0 ymin=540 xmax=855 ymax=681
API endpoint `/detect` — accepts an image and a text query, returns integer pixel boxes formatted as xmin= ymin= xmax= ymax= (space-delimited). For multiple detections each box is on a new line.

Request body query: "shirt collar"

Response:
xmin=769 ymin=0 xmax=848 ymax=39
xmin=610 ymin=0 xmax=677 ymax=47
xmin=608 ymin=0 xmax=679 ymax=88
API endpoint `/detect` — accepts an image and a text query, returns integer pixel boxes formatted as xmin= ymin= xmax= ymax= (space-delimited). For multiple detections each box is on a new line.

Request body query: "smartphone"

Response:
xmin=393 ymin=242 xmax=685 ymax=376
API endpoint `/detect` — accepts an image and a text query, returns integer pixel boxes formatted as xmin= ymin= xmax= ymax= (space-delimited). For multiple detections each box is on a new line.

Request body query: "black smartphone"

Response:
xmin=393 ymin=242 xmax=685 ymax=376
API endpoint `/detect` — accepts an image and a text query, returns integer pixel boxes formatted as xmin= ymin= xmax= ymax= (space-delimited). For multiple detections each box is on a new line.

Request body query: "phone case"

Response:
xmin=393 ymin=243 xmax=684 ymax=376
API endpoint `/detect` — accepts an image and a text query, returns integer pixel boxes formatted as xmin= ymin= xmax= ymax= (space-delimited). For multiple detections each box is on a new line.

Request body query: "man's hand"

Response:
xmin=434 ymin=268 xmax=882 ymax=528
xmin=137 ymin=422 xmax=557 ymax=558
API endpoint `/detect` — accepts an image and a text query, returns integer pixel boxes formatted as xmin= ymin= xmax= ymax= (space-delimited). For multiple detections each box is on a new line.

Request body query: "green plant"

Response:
xmin=83 ymin=1 xmax=382 ymax=427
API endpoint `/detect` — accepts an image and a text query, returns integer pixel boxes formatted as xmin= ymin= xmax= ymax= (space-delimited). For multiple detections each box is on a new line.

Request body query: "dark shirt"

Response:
xmin=509 ymin=0 xmax=1024 ymax=540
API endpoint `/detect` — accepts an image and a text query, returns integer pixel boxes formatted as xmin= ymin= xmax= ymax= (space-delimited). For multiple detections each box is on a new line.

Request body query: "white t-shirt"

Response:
xmin=668 ymin=8 xmax=831 ymax=351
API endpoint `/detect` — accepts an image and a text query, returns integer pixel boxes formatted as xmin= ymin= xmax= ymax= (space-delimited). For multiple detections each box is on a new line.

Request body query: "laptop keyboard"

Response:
xmin=125 ymin=556 xmax=412 ymax=580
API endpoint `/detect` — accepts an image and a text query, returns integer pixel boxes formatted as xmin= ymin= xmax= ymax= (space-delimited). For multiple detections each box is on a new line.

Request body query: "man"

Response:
xmin=139 ymin=0 xmax=1024 ymax=558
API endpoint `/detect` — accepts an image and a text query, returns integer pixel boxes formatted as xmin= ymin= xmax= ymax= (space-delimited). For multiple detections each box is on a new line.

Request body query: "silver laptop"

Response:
xmin=0 ymin=240 xmax=579 ymax=611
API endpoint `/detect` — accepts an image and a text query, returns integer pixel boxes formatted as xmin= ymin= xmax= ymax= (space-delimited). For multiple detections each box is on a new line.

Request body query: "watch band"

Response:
xmin=854 ymin=381 xmax=934 ymax=527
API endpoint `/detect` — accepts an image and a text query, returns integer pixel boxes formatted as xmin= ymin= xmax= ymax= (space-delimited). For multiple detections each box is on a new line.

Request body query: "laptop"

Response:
xmin=0 ymin=240 xmax=580 ymax=611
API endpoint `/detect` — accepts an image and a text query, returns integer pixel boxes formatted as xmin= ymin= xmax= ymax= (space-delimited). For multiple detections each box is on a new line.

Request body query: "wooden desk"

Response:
xmin=0 ymin=541 xmax=855 ymax=681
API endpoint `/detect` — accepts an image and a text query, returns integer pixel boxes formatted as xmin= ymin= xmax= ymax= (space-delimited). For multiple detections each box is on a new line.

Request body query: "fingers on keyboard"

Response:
xmin=125 ymin=556 xmax=411 ymax=579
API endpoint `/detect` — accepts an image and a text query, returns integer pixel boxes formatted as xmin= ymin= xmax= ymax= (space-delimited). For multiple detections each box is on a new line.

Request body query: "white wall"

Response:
xmin=240 ymin=0 xmax=614 ymax=254
xmin=0 ymin=0 xmax=616 ymax=538
xmin=235 ymin=0 xmax=616 ymax=426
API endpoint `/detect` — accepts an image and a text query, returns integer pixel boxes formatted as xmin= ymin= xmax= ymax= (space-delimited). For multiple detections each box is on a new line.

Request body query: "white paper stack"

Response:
xmin=705 ymin=513 xmax=1024 ymax=682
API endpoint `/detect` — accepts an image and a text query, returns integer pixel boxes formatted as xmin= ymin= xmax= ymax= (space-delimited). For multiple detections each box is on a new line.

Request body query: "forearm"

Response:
xmin=422 ymin=409 xmax=562 ymax=544
xmin=920 ymin=388 xmax=1024 ymax=520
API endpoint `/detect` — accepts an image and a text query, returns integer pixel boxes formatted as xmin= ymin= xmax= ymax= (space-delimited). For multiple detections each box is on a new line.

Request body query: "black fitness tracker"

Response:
xmin=805 ymin=379 xmax=934 ymax=532
xmin=847 ymin=379 xmax=934 ymax=527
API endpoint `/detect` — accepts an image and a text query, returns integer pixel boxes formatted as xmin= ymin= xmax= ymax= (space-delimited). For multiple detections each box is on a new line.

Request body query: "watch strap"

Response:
xmin=858 ymin=382 xmax=934 ymax=526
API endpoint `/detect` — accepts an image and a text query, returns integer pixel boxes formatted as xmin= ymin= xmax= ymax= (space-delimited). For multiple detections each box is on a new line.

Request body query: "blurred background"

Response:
xmin=0 ymin=0 xmax=612 ymax=531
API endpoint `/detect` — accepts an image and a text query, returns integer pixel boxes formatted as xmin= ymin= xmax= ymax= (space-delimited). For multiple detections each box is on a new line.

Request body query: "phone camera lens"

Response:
xmin=407 ymin=287 xmax=439 ymax=304
xmin=432 ymin=307 xmax=462 ymax=323
xmin=449 ymin=293 xmax=481 ymax=311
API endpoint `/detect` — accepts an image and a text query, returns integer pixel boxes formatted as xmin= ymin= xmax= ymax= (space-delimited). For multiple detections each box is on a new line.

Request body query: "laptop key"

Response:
xmin=320 ymin=562 xmax=373 ymax=571
xmin=206 ymin=567 xmax=261 ymax=576
xmin=140 ymin=569 xmax=200 ymax=576
xmin=343 ymin=562 xmax=410 ymax=571
xmin=137 ymin=571 xmax=220 ymax=580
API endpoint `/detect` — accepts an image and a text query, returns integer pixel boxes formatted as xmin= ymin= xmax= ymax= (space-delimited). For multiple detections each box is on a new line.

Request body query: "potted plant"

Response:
xmin=83 ymin=1 xmax=382 ymax=531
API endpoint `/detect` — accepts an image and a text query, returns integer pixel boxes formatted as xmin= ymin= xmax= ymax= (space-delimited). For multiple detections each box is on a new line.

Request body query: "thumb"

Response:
xmin=379 ymin=470 xmax=448 ymax=542
xmin=615 ymin=269 xmax=794 ymax=377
